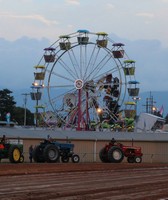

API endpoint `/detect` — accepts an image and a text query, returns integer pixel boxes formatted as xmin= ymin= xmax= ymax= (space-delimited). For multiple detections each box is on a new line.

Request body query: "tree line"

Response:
xmin=0 ymin=89 xmax=34 ymax=125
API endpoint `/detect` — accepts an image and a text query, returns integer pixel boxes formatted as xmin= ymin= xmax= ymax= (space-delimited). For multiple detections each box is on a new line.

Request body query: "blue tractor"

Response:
xmin=32 ymin=139 xmax=80 ymax=163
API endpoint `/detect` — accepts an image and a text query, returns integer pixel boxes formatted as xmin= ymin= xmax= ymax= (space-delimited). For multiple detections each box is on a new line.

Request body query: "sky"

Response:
xmin=0 ymin=0 xmax=168 ymax=46
xmin=1 ymin=0 xmax=168 ymax=112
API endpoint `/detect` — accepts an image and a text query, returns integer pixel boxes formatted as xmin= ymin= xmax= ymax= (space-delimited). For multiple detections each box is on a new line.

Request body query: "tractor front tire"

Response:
xmin=9 ymin=145 xmax=21 ymax=163
xmin=71 ymin=154 xmax=80 ymax=163
xmin=43 ymin=144 xmax=60 ymax=163
xmin=134 ymin=156 xmax=142 ymax=163
xmin=108 ymin=146 xmax=124 ymax=163
xmin=20 ymin=155 xmax=24 ymax=163
xmin=99 ymin=148 xmax=109 ymax=163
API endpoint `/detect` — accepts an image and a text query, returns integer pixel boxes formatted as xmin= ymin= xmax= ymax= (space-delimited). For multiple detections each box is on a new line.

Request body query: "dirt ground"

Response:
xmin=0 ymin=163 xmax=168 ymax=200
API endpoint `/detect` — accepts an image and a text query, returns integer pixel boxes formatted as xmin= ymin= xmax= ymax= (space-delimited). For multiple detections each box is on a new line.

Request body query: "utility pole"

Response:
xmin=22 ymin=93 xmax=30 ymax=126
xmin=143 ymin=92 xmax=156 ymax=114
xmin=132 ymin=97 xmax=141 ymax=118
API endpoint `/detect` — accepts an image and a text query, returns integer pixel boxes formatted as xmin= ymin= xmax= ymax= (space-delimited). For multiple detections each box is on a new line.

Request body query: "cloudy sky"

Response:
xmin=0 ymin=0 xmax=168 ymax=46
xmin=1 ymin=0 xmax=168 ymax=111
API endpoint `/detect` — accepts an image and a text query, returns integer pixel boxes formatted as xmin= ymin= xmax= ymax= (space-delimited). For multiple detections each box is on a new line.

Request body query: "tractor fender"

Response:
xmin=0 ymin=144 xmax=4 ymax=149
xmin=99 ymin=147 xmax=109 ymax=163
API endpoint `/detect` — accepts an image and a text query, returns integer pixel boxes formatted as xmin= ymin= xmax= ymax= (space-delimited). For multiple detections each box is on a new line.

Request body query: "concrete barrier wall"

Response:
xmin=21 ymin=138 xmax=168 ymax=163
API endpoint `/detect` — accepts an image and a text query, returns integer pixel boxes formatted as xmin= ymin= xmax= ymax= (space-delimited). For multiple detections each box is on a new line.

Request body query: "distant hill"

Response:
xmin=1 ymin=35 xmax=168 ymax=92
xmin=1 ymin=35 xmax=168 ymax=118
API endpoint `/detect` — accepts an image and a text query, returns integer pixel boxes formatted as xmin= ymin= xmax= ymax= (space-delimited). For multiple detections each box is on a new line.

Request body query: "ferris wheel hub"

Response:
xmin=74 ymin=79 xmax=83 ymax=89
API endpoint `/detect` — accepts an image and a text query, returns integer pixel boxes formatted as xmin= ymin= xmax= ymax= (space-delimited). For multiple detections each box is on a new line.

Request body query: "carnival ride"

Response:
xmin=31 ymin=30 xmax=140 ymax=131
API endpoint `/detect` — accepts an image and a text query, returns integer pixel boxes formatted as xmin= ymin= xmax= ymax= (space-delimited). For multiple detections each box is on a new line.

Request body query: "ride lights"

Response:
xmin=97 ymin=108 xmax=102 ymax=114
xmin=32 ymin=82 xmax=39 ymax=87
xmin=132 ymin=97 xmax=141 ymax=101
xmin=32 ymin=82 xmax=44 ymax=88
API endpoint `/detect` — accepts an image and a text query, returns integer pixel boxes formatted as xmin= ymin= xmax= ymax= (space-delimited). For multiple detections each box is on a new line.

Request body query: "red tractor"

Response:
xmin=99 ymin=138 xmax=143 ymax=163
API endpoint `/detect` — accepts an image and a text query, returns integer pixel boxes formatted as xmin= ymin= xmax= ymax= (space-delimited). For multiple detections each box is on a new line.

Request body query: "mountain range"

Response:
xmin=13 ymin=89 xmax=168 ymax=117
xmin=1 ymin=34 xmax=168 ymax=117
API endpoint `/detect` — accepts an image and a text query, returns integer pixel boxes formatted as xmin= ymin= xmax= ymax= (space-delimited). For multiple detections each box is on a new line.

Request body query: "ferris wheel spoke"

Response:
xmin=48 ymin=88 xmax=76 ymax=109
xmin=49 ymin=87 xmax=76 ymax=101
xmin=66 ymin=48 xmax=80 ymax=78
xmin=78 ymin=44 xmax=89 ymax=80
xmin=47 ymin=84 xmax=74 ymax=88
xmin=87 ymin=55 xmax=111 ymax=81
xmin=56 ymin=58 xmax=77 ymax=80
xmin=82 ymin=44 xmax=100 ymax=81
xmin=85 ymin=45 xmax=101 ymax=81
xmin=85 ymin=46 xmax=114 ymax=82
xmin=46 ymin=69 xmax=74 ymax=83
xmin=82 ymin=45 xmax=96 ymax=80
xmin=79 ymin=45 xmax=83 ymax=78
xmin=93 ymin=66 xmax=120 ymax=82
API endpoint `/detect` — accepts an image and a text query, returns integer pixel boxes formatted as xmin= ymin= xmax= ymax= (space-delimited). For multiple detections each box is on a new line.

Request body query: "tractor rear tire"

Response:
xmin=9 ymin=145 xmax=21 ymax=163
xmin=108 ymin=146 xmax=124 ymax=163
xmin=71 ymin=154 xmax=80 ymax=163
xmin=43 ymin=144 xmax=60 ymax=163
xmin=99 ymin=148 xmax=109 ymax=163
xmin=33 ymin=145 xmax=45 ymax=163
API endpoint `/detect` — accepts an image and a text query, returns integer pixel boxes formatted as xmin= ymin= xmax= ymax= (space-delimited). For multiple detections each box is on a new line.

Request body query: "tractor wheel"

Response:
xmin=127 ymin=157 xmax=135 ymax=163
xmin=9 ymin=145 xmax=21 ymax=163
xmin=43 ymin=144 xmax=60 ymax=163
xmin=61 ymin=156 xmax=69 ymax=163
xmin=71 ymin=154 xmax=80 ymax=163
xmin=99 ymin=148 xmax=109 ymax=163
xmin=134 ymin=156 xmax=142 ymax=163
xmin=33 ymin=145 xmax=45 ymax=163
xmin=108 ymin=146 xmax=124 ymax=163
xmin=19 ymin=155 xmax=24 ymax=163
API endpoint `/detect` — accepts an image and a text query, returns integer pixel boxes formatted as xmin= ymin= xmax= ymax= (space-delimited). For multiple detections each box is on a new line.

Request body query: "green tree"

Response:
xmin=12 ymin=107 xmax=34 ymax=125
xmin=0 ymin=88 xmax=34 ymax=125
xmin=0 ymin=89 xmax=16 ymax=121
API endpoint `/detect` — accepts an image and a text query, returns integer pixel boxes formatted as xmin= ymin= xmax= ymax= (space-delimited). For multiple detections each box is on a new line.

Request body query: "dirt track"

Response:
xmin=0 ymin=163 xmax=168 ymax=200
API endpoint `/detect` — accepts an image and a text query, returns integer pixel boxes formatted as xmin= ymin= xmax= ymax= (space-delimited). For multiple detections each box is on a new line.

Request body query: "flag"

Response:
xmin=159 ymin=105 xmax=164 ymax=116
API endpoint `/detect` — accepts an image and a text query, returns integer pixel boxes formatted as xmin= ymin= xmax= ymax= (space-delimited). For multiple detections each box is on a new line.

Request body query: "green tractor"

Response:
xmin=0 ymin=142 xmax=24 ymax=163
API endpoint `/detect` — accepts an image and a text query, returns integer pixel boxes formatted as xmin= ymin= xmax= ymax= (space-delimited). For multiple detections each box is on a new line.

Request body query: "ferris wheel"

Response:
xmin=31 ymin=29 xmax=139 ymax=130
